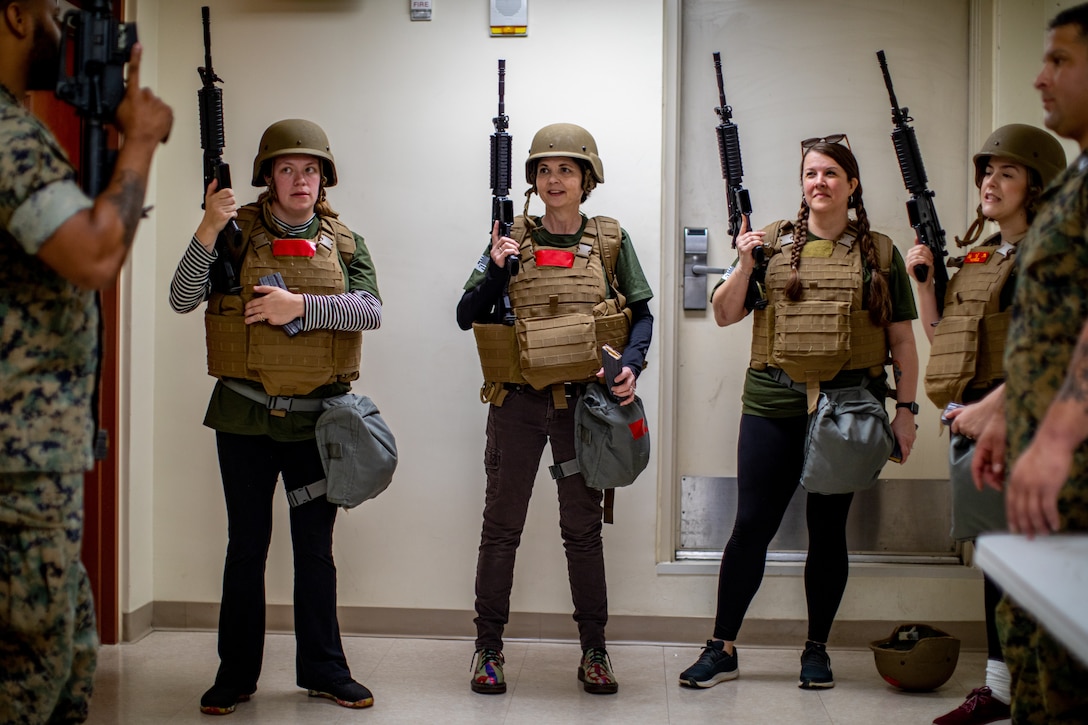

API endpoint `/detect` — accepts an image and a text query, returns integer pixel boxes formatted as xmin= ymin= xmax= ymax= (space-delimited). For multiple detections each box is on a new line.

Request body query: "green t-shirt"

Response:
xmin=713 ymin=227 xmax=918 ymax=418
xmin=203 ymin=216 xmax=380 ymax=441
xmin=462 ymin=214 xmax=653 ymax=305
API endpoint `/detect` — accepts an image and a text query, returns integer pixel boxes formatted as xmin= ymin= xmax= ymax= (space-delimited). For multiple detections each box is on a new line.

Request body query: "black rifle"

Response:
xmin=712 ymin=51 xmax=765 ymax=310
xmin=54 ymin=0 xmax=137 ymax=461
xmin=198 ymin=6 xmax=241 ymax=294
xmin=490 ymin=59 xmax=516 ymax=324
xmin=55 ymin=0 xmax=136 ymax=197
xmin=877 ymin=50 xmax=949 ymax=314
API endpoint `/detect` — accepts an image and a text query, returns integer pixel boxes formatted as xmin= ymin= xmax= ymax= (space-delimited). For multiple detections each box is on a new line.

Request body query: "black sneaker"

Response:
xmin=799 ymin=640 xmax=835 ymax=689
xmin=678 ymin=640 xmax=739 ymax=688
xmin=199 ymin=684 xmax=255 ymax=715
xmin=306 ymin=679 xmax=374 ymax=708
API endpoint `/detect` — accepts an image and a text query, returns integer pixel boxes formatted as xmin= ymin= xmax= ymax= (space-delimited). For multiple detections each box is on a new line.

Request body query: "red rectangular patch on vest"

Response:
xmin=534 ymin=249 xmax=575 ymax=268
xmin=965 ymin=251 xmax=991 ymax=264
xmin=629 ymin=417 xmax=649 ymax=440
xmin=272 ymin=239 xmax=316 ymax=257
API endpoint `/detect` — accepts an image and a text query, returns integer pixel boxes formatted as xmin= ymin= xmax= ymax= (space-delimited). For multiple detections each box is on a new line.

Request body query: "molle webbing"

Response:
xmin=473 ymin=216 xmax=628 ymax=394
xmin=205 ymin=210 xmax=361 ymax=397
xmin=924 ymin=241 xmax=1016 ymax=408
xmin=750 ymin=223 xmax=890 ymax=408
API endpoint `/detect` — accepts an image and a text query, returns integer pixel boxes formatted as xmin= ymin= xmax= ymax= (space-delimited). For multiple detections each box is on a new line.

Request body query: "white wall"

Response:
xmin=137 ymin=0 xmax=666 ymax=616
xmin=116 ymin=0 xmax=1067 ymax=634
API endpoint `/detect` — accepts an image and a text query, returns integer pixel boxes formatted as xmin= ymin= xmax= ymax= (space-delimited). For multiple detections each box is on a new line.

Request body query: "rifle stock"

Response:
xmin=876 ymin=50 xmax=949 ymax=313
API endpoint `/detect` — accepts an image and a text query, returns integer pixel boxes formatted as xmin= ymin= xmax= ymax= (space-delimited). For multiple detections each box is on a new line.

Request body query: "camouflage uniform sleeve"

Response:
xmin=0 ymin=110 xmax=92 ymax=255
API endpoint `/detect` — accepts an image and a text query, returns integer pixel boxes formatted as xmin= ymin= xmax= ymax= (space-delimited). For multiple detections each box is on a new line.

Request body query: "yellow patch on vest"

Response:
xmin=801 ymin=239 xmax=835 ymax=258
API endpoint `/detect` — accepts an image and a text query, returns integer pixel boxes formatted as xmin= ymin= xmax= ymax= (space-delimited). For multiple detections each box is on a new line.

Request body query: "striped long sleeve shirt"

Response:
xmin=169 ymin=236 xmax=382 ymax=332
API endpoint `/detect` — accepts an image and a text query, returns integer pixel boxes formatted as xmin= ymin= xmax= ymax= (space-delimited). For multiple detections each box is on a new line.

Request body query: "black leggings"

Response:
xmin=712 ymin=413 xmax=854 ymax=644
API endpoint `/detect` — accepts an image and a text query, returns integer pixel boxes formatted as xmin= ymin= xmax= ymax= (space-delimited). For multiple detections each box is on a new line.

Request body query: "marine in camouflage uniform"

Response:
xmin=1000 ymin=151 xmax=1088 ymax=724
xmin=0 ymin=82 xmax=99 ymax=723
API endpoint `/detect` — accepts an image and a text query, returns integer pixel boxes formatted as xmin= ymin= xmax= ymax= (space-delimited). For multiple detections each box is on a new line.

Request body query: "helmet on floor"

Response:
xmin=869 ymin=623 xmax=960 ymax=691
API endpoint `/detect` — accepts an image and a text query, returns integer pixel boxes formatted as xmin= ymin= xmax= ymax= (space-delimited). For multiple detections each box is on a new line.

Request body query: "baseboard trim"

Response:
xmin=133 ymin=602 xmax=985 ymax=651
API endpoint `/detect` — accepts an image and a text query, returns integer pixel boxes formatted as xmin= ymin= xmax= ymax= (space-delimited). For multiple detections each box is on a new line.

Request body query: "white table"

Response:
xmin=975 ymin=533 xmax=1088 ymax=667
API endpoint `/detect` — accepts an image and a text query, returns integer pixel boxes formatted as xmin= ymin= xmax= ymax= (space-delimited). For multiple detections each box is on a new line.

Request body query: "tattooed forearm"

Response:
xmin=105 ymin=170 xmax=147 ymax=248
xmin=1056 ymin=335 xmax=1088 ymax=407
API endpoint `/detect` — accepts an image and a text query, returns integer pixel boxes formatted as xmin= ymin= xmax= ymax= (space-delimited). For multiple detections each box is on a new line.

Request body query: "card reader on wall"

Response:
xmin=683 ymin=227 xmax=725 ymax=310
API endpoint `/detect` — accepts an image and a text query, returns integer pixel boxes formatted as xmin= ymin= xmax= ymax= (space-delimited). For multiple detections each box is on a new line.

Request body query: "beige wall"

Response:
xmin=112 ymin=0 xmax=1067 ymax=638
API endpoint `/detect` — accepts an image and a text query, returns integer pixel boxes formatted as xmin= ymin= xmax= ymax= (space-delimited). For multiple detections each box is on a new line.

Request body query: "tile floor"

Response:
xmin=85 ymin=631 xmax=1007 ymax=724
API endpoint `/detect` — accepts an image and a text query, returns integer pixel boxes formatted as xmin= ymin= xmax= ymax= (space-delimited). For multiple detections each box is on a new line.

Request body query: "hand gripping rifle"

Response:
xmin=490 ymin=59 xmax=517 ymax=324
xmin=877 ymin=50 xmax=949 ymax=314
xmin=54 ymin=0 xmax=136 ymax=197
xmin=54 ymin=0 xmax=137 ymax=461
xmin=712 ymin=51 xmax=765 ymax=309
xmin=199 ymin=6 xmax=241 ymax=294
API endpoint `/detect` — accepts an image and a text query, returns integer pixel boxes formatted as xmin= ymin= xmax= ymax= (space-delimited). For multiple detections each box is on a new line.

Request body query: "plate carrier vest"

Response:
xmin=750 ymin=220 xmax=892 ymax=409
xmin=924 ymin=233 xmax=1017 ymax=409
xmin=204 ymin=204 xmax=362 ymax=397
xmin=472 ymin=215 xmax=631 ymax=403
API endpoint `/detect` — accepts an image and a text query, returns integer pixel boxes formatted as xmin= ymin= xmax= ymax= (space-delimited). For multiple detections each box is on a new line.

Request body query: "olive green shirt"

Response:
xmin=712 ymin=228 xmax=917 ymax=418
xmin=463 ymin=214 xmax=653 ymax=306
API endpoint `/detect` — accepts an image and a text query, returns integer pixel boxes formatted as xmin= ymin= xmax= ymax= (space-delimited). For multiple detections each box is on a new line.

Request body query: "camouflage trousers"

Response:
xmin=996 ymin=474 xmax=1088 ymax=724
xmin=0 ymin=471 xmax=98 ymax=724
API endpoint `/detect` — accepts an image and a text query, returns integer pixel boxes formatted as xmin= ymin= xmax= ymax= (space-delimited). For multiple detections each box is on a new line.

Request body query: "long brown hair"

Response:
xmin=785 ymin=142 xmax=892 ymax=327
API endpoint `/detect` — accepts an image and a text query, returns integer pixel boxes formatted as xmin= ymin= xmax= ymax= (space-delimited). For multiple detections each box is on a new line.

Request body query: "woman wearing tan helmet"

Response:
xmin=906 ymin=124 xmax=1065 ymax=725
xmin=456 ymin=123 xmax=654 ymax=696
xmin=681 ymin=136 xmax=919 ymax=692
xmin=168 ymin=119 xmax=382 ymax=714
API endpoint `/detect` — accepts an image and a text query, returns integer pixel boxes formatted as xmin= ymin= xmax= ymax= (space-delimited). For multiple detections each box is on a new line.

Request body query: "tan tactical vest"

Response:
xmin=751 ymin=221 xmax=892 ymax=409
xmin=205 ymin=205 xmax=362 ymax=397
xmin=924 ymin=234 xmax=1018 ymax=409
xmin=472 ymin=216 xmax=631 ymax=398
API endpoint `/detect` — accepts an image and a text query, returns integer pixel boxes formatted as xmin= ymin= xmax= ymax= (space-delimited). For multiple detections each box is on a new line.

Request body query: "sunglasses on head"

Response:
xmin=800 ymin=133 xmax=851 ymax=153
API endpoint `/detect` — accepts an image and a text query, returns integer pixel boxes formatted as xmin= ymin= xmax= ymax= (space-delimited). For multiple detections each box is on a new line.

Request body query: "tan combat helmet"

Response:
xmin=525 ymin=123 xmax=604 ymax=184
xmin=869 ymin=623 xmax=961 ymax=692
xmin=251 ymin=119 xmax=338 ymax=187
xmin=972 ymin=123 xmax=1066 ymax=189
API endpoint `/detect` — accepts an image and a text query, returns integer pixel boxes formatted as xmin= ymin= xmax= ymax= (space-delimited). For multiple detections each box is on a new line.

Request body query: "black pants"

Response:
xmin=213 ymin=431 xmax=351 ymax=691
xmin=712 ymin=413 xmax=854 ymax=644
xmin=473 ymin=386 xmax=607 ymax=651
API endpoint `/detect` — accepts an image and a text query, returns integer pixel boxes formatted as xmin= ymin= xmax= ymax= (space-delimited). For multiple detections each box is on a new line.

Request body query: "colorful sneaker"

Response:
xmin=678 ymin=640 xmax=739 ymax=688
xmin=471 ymin=648 xmax=506 ymax=694
xmin=199 ymin=684 xmax=255 ymax=715
xmin=933 ymin=686 xmax=1011 ymax=725
xmin=578 ymin=647 xmax=619 ymax=694
xmin=799 ymin=640 xmax=835 ymax=689
xmin=307 ymin=679 xmax=374 ymax=709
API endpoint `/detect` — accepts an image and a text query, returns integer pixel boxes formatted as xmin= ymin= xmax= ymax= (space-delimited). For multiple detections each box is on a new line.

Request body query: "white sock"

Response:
xmin=985 ymin=659 xmax=1011 ymax=704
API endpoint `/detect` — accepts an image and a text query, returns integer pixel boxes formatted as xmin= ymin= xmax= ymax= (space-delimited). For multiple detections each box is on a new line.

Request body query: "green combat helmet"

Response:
xmin=252 ymin=118 xmax=338 ymax=187
xmin=972 ymin=123 xmax=1066 ymax=189
xmin=526 ymin=123 xmax=604 ymax=184
xmin=870 ymin=623 xmax=960 ymax=691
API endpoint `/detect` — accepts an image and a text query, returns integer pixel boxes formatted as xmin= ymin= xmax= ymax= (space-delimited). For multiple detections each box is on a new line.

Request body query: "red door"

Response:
xmin=24 ymin=0 xmax=125 ymax=645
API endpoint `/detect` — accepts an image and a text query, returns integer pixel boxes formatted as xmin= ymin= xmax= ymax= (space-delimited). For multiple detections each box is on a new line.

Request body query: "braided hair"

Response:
xmin=785 ymin=142 xmax=891 ymax=327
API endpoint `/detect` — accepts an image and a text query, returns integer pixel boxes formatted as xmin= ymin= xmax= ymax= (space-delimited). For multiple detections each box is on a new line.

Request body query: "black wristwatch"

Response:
xmin=895 ymin=401 xmax=919 ymax=415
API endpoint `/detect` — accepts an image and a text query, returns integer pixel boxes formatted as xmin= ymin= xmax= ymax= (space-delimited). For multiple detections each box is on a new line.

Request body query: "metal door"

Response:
xmin=670 ymin=0 xmax=971 ymax=563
